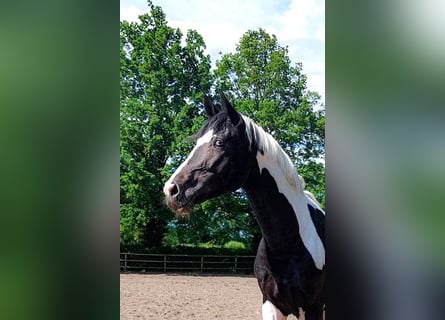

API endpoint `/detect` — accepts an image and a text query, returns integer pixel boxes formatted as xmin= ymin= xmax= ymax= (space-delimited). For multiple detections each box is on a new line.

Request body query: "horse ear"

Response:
xmin=220 ymin=91 xmax=240 ymax=124
xmin=203 ymin=95 xmax=217 ymax=118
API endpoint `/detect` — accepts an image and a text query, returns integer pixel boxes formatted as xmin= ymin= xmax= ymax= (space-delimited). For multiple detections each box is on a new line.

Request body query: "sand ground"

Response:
xmin=120 ymin=273 xmax=299 ymax=319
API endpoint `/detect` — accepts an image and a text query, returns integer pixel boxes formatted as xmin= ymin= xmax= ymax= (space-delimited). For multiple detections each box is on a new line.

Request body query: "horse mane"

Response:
xmin=241 ymin=115 xmax=305 ymax=193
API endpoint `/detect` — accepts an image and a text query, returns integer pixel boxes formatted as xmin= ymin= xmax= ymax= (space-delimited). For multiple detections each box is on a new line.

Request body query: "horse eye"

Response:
xmin=214 ymin=139 xmax=224 ymax=147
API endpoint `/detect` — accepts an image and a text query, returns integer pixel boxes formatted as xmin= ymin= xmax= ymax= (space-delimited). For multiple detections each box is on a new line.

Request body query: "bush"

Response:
xmin=223 ymin=241 xmax=246 ymax=250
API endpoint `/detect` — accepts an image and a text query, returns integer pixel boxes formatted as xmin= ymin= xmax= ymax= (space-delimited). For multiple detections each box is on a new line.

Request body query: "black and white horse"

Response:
xmin=163 ymin=93 xmax=325 ymax=320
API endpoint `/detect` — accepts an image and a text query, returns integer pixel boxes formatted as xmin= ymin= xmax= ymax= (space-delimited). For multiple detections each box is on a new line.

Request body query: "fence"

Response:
xmin=120 ymin=252 xmax=256 ymax=274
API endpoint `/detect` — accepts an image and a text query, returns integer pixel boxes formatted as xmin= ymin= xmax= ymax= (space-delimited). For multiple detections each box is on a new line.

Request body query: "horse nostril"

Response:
xmin=167 ymin=183 xmax=179 ymax=197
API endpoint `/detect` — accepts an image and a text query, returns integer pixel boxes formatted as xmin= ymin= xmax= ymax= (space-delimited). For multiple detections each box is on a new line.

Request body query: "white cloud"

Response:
xmin=274 ymin=0 xmax=325 ymax=42
xmin=120 ymin=0 xmax=324 ymax=103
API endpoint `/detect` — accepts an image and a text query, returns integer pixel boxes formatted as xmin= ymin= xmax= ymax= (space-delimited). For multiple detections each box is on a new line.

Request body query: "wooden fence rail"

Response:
xmin=120 ymin=253 xmax=256 ymax=274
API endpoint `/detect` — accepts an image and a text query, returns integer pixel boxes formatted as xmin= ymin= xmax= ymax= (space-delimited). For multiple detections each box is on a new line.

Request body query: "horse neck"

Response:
xmin=242 ymin=152 xmax=325 ymax=268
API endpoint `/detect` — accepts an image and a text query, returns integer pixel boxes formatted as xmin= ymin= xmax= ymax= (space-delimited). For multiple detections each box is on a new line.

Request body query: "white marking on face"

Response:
xmin=256 ymin=152 xmax=325 ymax=270
xmin=163 ymin=130 xmax=214 ymax=195
xmin=262 ymin=301 xmax=286 ymax=320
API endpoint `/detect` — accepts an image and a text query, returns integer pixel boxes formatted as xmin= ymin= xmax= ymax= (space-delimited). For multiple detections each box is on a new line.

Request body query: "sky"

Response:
xmin=120 ymin=0 xmax=325 ymax=105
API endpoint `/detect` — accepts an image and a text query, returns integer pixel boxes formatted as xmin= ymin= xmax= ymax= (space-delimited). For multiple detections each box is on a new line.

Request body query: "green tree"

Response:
xmin=213 ymin=28 xmax=325 ymax=206
xmin=120 ymin=1 xmax=212 ymax=248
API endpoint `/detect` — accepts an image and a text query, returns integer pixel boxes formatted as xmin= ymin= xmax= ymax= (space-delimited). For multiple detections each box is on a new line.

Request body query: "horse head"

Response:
xmin=163 ymin=93 xmax=254 ymax=215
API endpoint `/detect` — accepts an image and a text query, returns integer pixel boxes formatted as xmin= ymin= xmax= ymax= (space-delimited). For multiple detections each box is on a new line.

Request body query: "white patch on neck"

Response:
xmin=256 ymin=152 xmax=325 ymax=270
xmin=163 ymin=130 xmax=214 ymax=195
xmin=262 ymin=300 xmax=286 ymax=320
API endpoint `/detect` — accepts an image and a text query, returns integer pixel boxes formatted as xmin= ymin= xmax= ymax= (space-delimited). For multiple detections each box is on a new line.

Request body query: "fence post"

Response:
xmin=234 ymin=256 xmax=238 ymax=272
xmin=163 ymin=255 xmax=167 ymax=272
xmin=200 ymin=256 xmax=204 ymax=273
xmin=124 ymin=253 xmax=127 ymax=271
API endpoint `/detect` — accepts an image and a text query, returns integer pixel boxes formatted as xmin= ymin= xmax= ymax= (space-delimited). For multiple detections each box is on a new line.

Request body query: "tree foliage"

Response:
xmin=120 ymin=3 xmax=325 ymax=250
xmin=213 ymin=29 xmax=325 ymax=204
xmin=120 ymin=1 xmax=211 ymax=247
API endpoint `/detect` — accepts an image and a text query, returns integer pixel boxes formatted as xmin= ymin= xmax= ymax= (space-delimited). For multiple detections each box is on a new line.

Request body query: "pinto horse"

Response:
xmin=163 ymin=93 xmax=325 ymax=320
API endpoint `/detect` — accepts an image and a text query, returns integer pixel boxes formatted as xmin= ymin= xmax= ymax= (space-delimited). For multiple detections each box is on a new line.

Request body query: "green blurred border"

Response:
xmin=0 ymin=1 xmax=120 ymax=319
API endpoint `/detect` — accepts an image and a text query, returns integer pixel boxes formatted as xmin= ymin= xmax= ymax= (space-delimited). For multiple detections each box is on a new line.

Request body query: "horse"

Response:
xmin=163 ymin=92 xmax=325 ymax=320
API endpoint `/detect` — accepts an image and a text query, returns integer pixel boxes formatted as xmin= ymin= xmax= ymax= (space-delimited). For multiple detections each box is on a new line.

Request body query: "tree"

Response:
xmin=213 ymin=28 xmax=325 ymax=206
xmin=120 ymin=1 xmax=212 ymax=248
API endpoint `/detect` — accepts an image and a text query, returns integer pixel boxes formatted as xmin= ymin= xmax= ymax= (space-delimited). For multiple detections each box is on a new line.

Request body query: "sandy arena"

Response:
xmin=120 ymin=273 xmax=299 ymax=319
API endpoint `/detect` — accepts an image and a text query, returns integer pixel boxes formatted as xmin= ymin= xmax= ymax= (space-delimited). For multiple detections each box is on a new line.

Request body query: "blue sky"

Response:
xmin=120 ymin=0 xmax=325 ymax=105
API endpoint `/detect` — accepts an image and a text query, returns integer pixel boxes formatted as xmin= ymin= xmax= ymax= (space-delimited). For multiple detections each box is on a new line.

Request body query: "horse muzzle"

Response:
xmin=164 ymin=182 xmax=195 ymax=215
